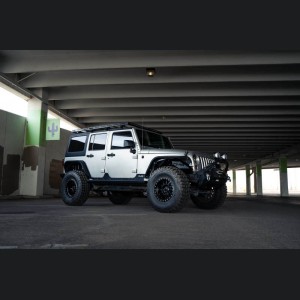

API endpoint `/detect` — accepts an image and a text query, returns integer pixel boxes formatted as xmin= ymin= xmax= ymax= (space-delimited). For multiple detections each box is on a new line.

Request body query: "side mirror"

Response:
xmin=130 ymin=148 xmax=136 ymax=154
xmin=124 ymin=140 xmax=136 ymax=154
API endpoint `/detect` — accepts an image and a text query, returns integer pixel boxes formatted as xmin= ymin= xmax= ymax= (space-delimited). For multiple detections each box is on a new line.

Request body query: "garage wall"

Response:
xmin=43 ymin=128 xmax=71 ymax=196
xmin=0 ymin=109 xmax=26 ymax=196
xmin=0 ymin=108 xmax=72 ymax=197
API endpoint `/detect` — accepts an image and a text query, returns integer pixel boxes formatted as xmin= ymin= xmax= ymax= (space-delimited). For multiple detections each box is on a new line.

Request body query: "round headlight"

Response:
xmin=221 ymin=154 xmax=227 ymax=160
xmin=193 ymin=154 xmax=200 ymax=163
xmin=214 ymin=152 xmax=221 ymax=159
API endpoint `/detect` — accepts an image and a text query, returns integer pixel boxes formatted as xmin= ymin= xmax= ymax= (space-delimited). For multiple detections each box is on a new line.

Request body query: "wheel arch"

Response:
xmin=145 ymin=156 xmax=192 ymax=178
xmin=64 ymin=160 xmax=91 ymax=178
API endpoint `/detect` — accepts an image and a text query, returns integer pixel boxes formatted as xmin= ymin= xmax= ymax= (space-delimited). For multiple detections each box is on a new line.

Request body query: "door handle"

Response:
xmin=107 ymin=153 xmax=116 ymax=157
xmin=86 ymin=154 xmax=94 ymax=158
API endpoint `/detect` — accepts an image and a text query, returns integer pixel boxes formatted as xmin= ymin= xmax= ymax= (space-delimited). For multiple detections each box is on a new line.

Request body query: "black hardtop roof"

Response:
xmin=72 ymin=122 xmax=162 ymax=135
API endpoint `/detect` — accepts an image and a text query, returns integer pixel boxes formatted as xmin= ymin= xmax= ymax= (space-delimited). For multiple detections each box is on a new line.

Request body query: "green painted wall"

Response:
xmin=256 ymin=162 xmax=262 ymax=177
xmin=232 ymin=169 xmax=236 ymax=180
xmin=279 ymin=157 xmax=287 ymax=173
xmin=26 ymin=109 xmax=47 ymax=146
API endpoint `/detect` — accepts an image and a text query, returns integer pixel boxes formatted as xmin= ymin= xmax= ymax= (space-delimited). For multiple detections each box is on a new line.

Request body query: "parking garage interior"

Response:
xmin=0 ymin=50 xmax=299 ymax=249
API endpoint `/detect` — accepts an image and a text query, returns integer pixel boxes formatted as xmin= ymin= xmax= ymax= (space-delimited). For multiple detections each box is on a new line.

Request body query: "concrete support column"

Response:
xmin=279 ymin=156 xmax=289 ymax=197
xmin=256 ymin=161 xmax=263 ymax=196
xmin=252 ymin=167 xmax=257 ymax=193
xmin=20 ymin=98 xmax=48 ymax=196
xmin=232 ymin=169 xmax=237 ymax=195
xmin=246 ymin=165 xmax=251 ymax=196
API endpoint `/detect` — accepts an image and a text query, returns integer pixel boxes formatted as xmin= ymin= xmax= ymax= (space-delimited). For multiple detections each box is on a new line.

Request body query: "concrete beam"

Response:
xmin=77 ymin=116 xmax=300 ymax=123
xmin=19 ymin=64 xmax=300 ymax=88
xmin=46 ymin=82 xmax=300 ymax=100
xmin=235 ymin=142 xmax=300 ymax=170
xmin=66 ymin=107 xmax=300 ymax=117
xmin=171 ymin=141 xmax=293 ymax=145
xmin=163 ymin=133 xmax=300 ymax=137
xmin=2 ymin=50 xmax=300 ymax=73
xmin=161 ymin=129 xmax=300 ymax=133
xmin=86 ymin=121 xmax=300 ymax=128
xmin=53 ymin=96 xmax=300 ymax=109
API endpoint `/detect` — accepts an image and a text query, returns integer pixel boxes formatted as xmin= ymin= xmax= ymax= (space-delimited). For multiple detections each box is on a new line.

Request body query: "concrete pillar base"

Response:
xmin=20 ymin=146 xmax=45 ymax=196
xmin=232 ymin=169 xmax=237 ymax=195
xmin=279 ymin=156 xmax=289 ymax=197
xmin=256 ymin=161 xmax=263 ymax=196
xmin=246 ymin=165 xmax=251 ymax=196
xmin=20 ymin=98 xmax=47 ymax=197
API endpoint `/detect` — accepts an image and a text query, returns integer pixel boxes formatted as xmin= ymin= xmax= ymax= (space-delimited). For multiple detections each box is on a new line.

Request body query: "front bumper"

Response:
xmin=191 ymin=160 xmax=230 ymax=188
xmin=205 ymin=166 xmax=229 ymax=187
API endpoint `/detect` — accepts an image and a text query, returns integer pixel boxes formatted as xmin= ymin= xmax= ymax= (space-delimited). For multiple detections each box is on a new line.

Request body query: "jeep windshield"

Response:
xmin=135 ymin=129 xmax=173 ymax=149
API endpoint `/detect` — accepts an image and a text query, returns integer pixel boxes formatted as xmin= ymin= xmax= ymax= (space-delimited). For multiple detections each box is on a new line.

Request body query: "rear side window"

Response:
xmin=68 ymin=136 xmax=87 ymax=152
xmin=89 ymin=133 xmax=107 ymax=151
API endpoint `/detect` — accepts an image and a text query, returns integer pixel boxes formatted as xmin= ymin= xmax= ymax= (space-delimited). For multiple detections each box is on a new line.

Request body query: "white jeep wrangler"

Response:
xmin=60 ymin=122 xmax=230 ymax=212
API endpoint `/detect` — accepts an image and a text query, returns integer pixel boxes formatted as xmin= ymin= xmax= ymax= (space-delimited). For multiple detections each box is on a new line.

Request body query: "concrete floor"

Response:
xmin=0 ymin=195 xmax=299 ymax=249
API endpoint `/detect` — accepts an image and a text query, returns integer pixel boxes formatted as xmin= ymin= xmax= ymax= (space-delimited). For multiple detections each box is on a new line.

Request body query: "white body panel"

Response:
xmin=137 ymin=149 xmax=188 ymax=175
xmin=104 ymin=131 xmax=138 ymax=178
xmin=85 ymin=133 xmax=108 ymax=178
xmin=64 ymin=127 xmax=215 ymax=180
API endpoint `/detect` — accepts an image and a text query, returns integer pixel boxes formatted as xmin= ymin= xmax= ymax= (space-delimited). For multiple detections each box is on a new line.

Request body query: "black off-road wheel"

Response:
xmin=61 ymin=170 xmax=90 ymax=206
xmin=191 ymin=184 xmax=227 ymax=209
xmin=147 ymin=166 xmax=190 ymax=213
xmin=108 ymin=192 xmax=132 ymax=205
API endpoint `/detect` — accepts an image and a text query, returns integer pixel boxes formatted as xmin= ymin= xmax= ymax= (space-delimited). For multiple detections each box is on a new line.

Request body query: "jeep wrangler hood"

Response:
xmin=140 ymin=148 xmax=212 ymax=158
xmin=140 ymin=148 xmax=187 ymax=156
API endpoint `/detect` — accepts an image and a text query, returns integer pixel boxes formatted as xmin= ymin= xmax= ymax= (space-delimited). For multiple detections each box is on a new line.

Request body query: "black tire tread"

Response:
xmin=148 ymin=166 xmax=190 ymax=213
xmin=192 ymin=184 xmax=227 ymax=209
xmin=61 ymin=170 xmax=90 ymax=206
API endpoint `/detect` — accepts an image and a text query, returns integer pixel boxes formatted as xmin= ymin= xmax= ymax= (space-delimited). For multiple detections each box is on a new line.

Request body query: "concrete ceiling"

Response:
xmin=0 ymin=50 xmax=300 ymax=169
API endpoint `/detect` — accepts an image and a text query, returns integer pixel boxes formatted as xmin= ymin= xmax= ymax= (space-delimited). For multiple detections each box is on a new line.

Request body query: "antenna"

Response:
xmin=142 ymin=117 xmax=144 ymax=149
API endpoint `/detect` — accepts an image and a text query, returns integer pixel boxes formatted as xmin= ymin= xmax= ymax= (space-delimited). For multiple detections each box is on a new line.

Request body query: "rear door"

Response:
xmin=85 ymin=133 xmax=108 ymax=178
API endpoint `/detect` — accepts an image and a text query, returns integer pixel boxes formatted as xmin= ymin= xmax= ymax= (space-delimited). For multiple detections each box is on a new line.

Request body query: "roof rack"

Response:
xmin=72 ymin=122 xmax=162 ymax=134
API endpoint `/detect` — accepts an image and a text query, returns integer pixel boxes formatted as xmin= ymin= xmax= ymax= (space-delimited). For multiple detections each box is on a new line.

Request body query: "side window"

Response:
xmin=68 ymin=136 xmax=87 ymax=152
xmin=89 ymin=133 xmax=107 ymax=151
xmin=111 ymin=131 xmax=134 ymax=149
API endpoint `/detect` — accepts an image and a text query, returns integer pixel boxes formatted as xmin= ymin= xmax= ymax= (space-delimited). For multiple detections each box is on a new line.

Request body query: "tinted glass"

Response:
xmin=111 ymin=131 xmax=134 ymax=149
xmin=136 ymin=129 xmax=173 ymax=149
xmin=68 ymin=136 xmax=87 ymax=152
xmin=89 ymin=133 xmax=107 ymax=151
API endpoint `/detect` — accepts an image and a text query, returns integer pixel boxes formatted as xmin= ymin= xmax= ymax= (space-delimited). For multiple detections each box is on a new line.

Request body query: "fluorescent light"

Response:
xmin=0 ymin=84 xmax=78 ymax=131
xmin=0 ymin=87 xmax=28 ymax=117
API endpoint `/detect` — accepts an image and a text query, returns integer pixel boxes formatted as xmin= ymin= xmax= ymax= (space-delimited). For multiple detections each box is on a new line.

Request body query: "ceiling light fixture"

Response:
xmin=146 ymin=68 xmax=156 ymax=77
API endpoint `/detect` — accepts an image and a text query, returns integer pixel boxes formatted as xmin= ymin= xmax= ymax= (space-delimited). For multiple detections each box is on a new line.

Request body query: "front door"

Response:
xmin=105 ymin=130 xmax=138 ymax=179
xmin=85 ymin=133 xmax=108 ymax=178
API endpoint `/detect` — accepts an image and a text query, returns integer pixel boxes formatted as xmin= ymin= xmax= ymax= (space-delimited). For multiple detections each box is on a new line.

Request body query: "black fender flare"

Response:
xmin=145 ymin=156 xmax=192 ymax=177
xmin=64 ymin=160 xmax=91 ymax=178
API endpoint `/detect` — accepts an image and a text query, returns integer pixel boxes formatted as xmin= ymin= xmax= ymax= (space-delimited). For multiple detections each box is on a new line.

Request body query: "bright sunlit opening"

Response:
xmin=48 ymin=111 xmax=79 ymax=132
xmin=0 ymin=85 xmax=79 ymax=132
xmin=0 ymin=87 xmax=28 ymax=117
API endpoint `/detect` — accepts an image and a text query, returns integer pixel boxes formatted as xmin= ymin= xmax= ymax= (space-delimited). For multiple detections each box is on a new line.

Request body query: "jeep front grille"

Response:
xmin=199 ymin=157 xmax=214 ymax=170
